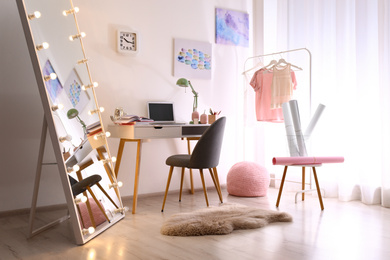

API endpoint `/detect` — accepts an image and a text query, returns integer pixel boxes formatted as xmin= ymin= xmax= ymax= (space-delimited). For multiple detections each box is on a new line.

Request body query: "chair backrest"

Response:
xmin=188 ymin=117 xmax=226 ymax=169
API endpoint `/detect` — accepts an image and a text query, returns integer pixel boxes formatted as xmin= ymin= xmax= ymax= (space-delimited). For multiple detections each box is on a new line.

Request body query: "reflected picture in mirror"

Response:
xmin=16 ymin=0 xmax=125 ymax=245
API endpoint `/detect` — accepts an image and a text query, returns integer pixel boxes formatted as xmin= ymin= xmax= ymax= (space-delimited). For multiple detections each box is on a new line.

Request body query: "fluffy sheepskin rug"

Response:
xmin=161 ymin=203 xmax=292 ymax=236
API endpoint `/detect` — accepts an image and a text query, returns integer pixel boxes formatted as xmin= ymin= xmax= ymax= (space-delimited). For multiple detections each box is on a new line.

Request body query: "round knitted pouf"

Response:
xmin=227 ymin=161 xmax=270 ymax=197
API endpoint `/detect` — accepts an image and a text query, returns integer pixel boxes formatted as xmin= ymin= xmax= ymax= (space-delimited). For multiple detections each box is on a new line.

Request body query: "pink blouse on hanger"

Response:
xmin=250 ymin=68 xmax=297 ymax=122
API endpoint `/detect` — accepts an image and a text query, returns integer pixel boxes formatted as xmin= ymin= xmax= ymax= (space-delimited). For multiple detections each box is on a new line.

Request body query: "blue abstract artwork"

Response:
xmin=215 ymin=8 xmax=249 ymax=47
xmin=43 ymin=60 xmax=63 ymax=102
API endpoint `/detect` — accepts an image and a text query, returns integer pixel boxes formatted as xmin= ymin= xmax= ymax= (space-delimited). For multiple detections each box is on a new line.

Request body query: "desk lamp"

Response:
xmin=176 ymin=78 xmax=199 ymax=121
xmin=67 ymin=108 xmax=87 ymax=135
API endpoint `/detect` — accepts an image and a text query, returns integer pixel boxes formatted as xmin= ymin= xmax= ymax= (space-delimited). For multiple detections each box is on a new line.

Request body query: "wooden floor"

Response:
xmin=1 ymin=187 xmax=390 ymax=260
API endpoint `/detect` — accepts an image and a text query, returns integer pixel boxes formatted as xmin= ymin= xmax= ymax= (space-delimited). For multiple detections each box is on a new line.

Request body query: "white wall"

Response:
xmin=1 ymin=0 xmax=255 ymax=212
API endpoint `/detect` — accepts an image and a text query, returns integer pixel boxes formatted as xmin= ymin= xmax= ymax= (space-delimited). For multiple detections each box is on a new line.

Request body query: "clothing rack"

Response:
xmin=243 ymin=48 xmax=316 ymax=193
xmin=243 ymin=47 xmax=312 ymax=109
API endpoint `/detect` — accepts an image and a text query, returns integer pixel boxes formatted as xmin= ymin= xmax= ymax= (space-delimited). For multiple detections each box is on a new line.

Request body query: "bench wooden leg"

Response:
xmin=312 ymin=167 xmax=324 ymax=210
xmin=276 ymin=166 xmax=288 ymax=207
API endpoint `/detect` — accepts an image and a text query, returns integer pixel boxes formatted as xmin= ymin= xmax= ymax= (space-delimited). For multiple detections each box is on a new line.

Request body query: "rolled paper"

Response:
xmin=282 ymin=102 xmax=299 ymax=156
xmin=272 ymin=156 xmax=344 ymax=165
xmin=289 ymin=100 xmax=307 ymax=156
xmin=305 ymin=103 xmax=326 ymax=140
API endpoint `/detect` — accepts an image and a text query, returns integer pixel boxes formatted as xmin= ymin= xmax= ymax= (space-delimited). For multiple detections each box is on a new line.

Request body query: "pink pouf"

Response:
xmin=227 ymin=161 xmax=270 ymax=197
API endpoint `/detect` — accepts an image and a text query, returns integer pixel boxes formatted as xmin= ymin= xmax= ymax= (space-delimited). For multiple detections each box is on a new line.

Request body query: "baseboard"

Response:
xmin=0 ymin=184 xmax=228 ymax=217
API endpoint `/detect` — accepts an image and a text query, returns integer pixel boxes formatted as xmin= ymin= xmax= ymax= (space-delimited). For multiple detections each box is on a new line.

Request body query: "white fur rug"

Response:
xmin=161 ymin=203 xmax=292 ymax=236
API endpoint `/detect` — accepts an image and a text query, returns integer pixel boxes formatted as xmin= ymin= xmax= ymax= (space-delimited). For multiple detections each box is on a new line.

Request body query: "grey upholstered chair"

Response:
xmin=161 ymin=117 xmax=226 ymax=212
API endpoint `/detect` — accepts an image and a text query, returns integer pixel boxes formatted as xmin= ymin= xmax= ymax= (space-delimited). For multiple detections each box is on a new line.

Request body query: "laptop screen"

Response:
xmin=147 ymin=102 xmax=175 ymax=123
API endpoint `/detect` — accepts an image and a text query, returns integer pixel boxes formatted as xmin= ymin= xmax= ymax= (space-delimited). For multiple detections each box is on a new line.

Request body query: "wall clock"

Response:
xmin=117 ymin=30 xmax=139 ymax=55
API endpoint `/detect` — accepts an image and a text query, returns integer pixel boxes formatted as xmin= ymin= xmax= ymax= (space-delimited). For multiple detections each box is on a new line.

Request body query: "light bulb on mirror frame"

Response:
xmin=74 ymin=195 xmax=87 ymax=204
xmin=82 ymin=226 xmax=95 ymax=235
xmin=63 ymin=7 xmax=79 ymax=16
xmin=44 ymin=73 xmax=57 ymax=81
xmin=113 ymin=207 xmax=129 ymax=214
xmin=28 ymin=11 xmax=41 ymax=20
xmin=69 ymin=32 xmax=86 ymax=41
xmin=67 ymin=164 xmax=80 ymax=173
xmin=36 ymin=42 xmax=49 ymax=51
xmin=93 ymin=131 xmax=111 ymax=140
xmin=88 ymin=107 xmax=104 ymax=115
xmin=59 ymin=135 xmax=72 ymax=143
xmin=108 ymin=181 xmax=123 ymax=189
xmin=77 ymin=58 xmax=89 ymax=64
xmin=82 ymin=82 xmax=98 ymax=90
xmin=99 ymin=156 xmax=117 ymax=165
xmin=51 ymin=103 xmax=64 ymax=111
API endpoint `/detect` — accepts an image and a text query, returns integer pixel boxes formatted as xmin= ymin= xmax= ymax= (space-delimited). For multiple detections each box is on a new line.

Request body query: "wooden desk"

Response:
xmin=107 ymin=123 xmax=209 ymax=213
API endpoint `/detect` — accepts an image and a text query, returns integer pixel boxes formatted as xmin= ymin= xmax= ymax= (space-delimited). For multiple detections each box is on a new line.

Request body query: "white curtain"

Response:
xmin=256 ymin=0 xmax=390 ymax=206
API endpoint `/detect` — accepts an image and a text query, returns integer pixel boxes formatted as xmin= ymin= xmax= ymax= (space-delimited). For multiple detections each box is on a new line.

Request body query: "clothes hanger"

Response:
xmin=242 ymin=60 xmax=265 ymax=75
xmin=275 ymin=58 xmax=303 ymax=70
xmin=262 ymin=59 xmax=278 ymax=69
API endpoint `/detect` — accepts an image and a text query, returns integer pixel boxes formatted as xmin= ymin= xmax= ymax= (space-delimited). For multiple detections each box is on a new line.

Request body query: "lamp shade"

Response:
xmin=176 ymin=78 xmax=189 ymax=87
xmin=67 ymin=108 xmax=79 ymax=119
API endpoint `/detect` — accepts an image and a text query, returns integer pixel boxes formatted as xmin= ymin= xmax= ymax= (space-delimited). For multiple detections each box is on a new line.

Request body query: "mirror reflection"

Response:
xmin=22 ymin=0 xmax=124 ymax=243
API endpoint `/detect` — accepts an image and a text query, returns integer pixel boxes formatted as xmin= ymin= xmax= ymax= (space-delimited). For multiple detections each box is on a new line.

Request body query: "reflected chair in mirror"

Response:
xmin=69 ymin=160 xmax=119 ymax=227
xmin=161 ymin=117 xmax=226 ymax=212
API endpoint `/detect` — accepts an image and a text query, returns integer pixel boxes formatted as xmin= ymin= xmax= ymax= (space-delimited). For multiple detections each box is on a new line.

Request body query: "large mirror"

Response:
xmin=16 ymin=0 xmax=125 ymax=244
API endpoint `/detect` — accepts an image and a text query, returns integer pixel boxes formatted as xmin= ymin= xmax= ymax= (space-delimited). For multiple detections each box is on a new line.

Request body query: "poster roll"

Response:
xmin=289 ymin=100 xmax=307 ymax=156
xmin=282 ymin=102 xmax=299 ymax=156
xmin=272 ymin=156 xmax=345 ymax=165
xmin=304 ymin=103 xmax=326 ymax=140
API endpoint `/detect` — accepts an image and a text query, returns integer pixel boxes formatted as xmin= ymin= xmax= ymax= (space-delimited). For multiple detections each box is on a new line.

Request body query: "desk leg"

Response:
xmin=114 ymin=139 xmax=126 ymax=178
xmin=132 ymin=139 xmax=142 ymax=214
xmin=114 ymin=138 xmax=142 ymax=214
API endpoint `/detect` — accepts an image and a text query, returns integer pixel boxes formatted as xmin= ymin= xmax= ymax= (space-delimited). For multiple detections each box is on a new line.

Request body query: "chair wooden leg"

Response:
xmin=186 ymin=139 xmax=195 ymax=194
xmin=87 ymin=187 xmax=111 ymax=223
xmin=213 ymin=167 xmax=223 ymax=203
xmin=302 ymin=167 xmax=305 ymax=201
xmin=199 ymin=169 xmax=209 ymax=207
xmin=95 ymin=183 xmax=119 ymax=209
xmin=189 ymin=169 xmax=194 ymax=194
xmin=276 ymin=166 xmax=288 ymax=207
xmin=209 ymin=168 xmax=223 ymax=203
xmin=312 ymin=167 xmax=324 ymax=210
xmin=179 ymin=167 xmax=185 ymax=202
xmin=161 ymin=166 xmax=174 ymax=212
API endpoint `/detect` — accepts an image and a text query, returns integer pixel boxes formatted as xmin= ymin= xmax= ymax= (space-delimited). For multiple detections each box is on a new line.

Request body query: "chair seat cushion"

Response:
xmin=166 ymin=154 xmax=191 ymax=167
xmin=71 ymin=174 xmax=102 ymax=195
xmin=77 ymin=198 xmax=107 ymax=228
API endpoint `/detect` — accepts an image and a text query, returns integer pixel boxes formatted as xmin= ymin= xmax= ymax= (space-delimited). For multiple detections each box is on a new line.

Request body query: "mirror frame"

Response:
xmin=16 ymin=0 xmax=125 ymax=245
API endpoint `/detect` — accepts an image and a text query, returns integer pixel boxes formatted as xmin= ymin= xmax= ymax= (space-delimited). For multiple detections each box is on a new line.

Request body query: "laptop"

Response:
xmin=147 ymin=102 xmax=185 ymax=125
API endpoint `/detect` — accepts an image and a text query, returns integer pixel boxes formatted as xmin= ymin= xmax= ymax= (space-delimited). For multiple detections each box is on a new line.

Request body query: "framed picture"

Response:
xmin=43 ymin=59 xmax=63 ymax=102
xmin=215 ymin=8 xmax=249 ymax=47
xmin=63 ymin=69 xmax=90 ymax=112
xmin=174 ymin=38 xmax=212 ymax=80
